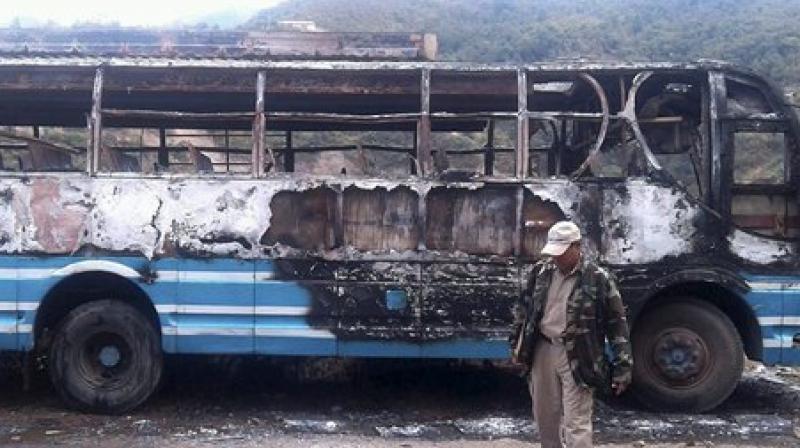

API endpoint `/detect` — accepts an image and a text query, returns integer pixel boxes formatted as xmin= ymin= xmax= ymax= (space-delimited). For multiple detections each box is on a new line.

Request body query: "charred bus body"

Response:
xmin=0 ymin=55 xmax=797 ymax=414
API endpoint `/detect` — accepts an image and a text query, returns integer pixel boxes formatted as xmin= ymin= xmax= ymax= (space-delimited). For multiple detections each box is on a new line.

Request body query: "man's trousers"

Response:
xmin=529 ymin=339 xmax=593 ymax=448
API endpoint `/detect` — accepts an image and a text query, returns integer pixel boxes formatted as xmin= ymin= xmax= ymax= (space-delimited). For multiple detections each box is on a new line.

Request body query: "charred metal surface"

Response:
xmin=342 ymin=186 xmax=419 ymax=251
xmin=263 ymin=186 xmax=337 ymax=251
xmin=425 ymin=186 xmax=516 ymax=256
xmin=520 ymin=190 xmax=567 ymax=258
xmin=421 ymin=261 xmax=518 ymax=333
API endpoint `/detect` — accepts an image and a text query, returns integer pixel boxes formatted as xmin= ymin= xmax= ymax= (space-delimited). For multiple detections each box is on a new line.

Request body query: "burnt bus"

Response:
xmin=0 ymin=57 xmax=797 ymax=414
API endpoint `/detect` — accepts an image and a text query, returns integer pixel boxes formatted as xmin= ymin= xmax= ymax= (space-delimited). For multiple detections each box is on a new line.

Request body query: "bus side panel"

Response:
xmin=744 ymin=276 xmax=785 ymax=365
xmin=140 ymin=258 xmax=179 ymax=354
xmin=782 ymin=281 xmax=800 ymax=364
xmin=0 ymin=256 xmax=16 ymax=351
xmin=16 ymin=256 xmax=80 ymax=351
xmin=255 ymin=259 xmax=336 ymax=356
xmin=421 ymin=261 xmax=517 ymax=341
xmin=335 ymin=260 xmax=420 ymax=348
xmin=174 ymin=258 xmax=255 ymax=354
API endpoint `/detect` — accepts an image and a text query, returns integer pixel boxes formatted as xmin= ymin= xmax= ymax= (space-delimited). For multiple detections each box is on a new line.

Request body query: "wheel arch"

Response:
xmin=631 ymin=269 xmax=762 ymax=361
xmin=34 ymin=264 xmax=159 ymax=352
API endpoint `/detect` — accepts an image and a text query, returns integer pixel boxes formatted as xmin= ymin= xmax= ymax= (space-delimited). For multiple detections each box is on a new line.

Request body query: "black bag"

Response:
xmin=511 ymin=318 xmax=537 ymax=365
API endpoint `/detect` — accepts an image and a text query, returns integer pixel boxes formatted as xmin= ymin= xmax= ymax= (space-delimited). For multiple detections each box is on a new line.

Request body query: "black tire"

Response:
xmin=631 ymin=299 xmax=743 ymax=412
xmin=49 ymin=299 xmax=162 ymax=414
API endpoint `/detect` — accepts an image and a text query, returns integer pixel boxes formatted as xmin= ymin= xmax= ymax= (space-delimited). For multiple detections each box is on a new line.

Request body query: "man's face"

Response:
xmin=553 ymin=242 xmax=581 ymax=273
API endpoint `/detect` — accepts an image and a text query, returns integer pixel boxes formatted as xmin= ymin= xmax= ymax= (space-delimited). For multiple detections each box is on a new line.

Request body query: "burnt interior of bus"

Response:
xmin=0 ymin=61 xmax=797 ymax=256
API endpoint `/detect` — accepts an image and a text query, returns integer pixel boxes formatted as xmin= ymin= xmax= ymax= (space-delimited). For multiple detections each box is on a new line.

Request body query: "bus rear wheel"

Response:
xmin=631 ymin=299 xmax=743 ymax=412
xmin=48 ymin=299 xmax=162 ymax=414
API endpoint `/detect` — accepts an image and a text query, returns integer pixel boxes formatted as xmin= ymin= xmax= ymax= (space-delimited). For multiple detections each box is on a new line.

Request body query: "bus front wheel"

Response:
xmin=49 ymin=299 xmax=162 ymax=414
xmin=631 ymin=299 xmax=743 ymax=412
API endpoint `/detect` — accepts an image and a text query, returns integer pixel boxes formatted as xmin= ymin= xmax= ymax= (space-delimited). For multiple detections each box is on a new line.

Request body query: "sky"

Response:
xmin=0 ymin=0 xmax=286 ymax=28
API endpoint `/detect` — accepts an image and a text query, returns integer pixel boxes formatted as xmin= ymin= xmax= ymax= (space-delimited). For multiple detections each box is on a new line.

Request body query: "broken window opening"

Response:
xmin=166 ymin=129 xmax=252 ymax=175
xmin=100 ymin=127 xmax=154 ymax=173
xmin=734 ymin=131 xmax=787 ymax=185
xmin=430 ymin=118 xmax=516 ymax=179
xmin=655 ymin=150 xmax=702 ymax=198
xmin=262 ymin=68 xmax=421 ymax=176
xmin=725 ymin=72 xmax=797 ymax=238
xmin=528 ymin=119 xmax=558 ymax=178
xmin=0 ymin=126 xmax=87 ymax=173
xmin=99 ymin=127 xmax=253 ymax=175
xmin=730 ymin=122 xmax=797 ymax=238
xmin=726 ymin=76 xmax=779 ymax=119
xmin=584 ymin=119 xmax=647 ymax=178
xmin=96 ymin=67 xmax=258 ymax=175
xmin=266 ymin=131 xmax=292 ymax=172
xmin=637 ymin=74 xmax=705 ymax=196
xmin=525 ymin=73 xmax=617 ymax=178
xmin=289 ymin=130 xmax=415 ymax=178
xmin=427 ymin=70 xmax=518 ymax=178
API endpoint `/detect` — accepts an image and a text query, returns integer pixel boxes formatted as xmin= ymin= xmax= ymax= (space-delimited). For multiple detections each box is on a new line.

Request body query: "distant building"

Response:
xmin=276 ymin=20 xmax=323 ymax=32
xmin=0 ymin=27 xmax=437 ymax=60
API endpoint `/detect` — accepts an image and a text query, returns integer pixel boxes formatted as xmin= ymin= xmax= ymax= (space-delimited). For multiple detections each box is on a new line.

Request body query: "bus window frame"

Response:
xmin=73 ymin=64 xmax=796 ymax=195
xmin=713 ymin=70 xmax=800 ymax=241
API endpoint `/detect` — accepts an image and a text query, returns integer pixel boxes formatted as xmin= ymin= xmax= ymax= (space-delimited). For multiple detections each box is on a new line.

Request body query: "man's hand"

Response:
xmin=611 ymin=381 xmax=628 ymax=396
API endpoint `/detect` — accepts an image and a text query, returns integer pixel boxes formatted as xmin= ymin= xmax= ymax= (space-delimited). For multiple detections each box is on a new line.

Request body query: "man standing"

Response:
xmin=511 ymin=221 xmax=632 ymax=448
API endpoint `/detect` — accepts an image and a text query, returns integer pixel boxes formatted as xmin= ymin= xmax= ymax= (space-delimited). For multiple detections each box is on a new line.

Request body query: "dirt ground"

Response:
xmin=0 ymin=356 xmax=799 ymax=447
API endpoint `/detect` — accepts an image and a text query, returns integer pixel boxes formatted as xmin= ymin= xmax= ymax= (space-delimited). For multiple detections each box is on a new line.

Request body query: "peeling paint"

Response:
xmin=602 ymin=181 xmax=699 ymax=265
xmin=728 ymin=228 xmax=794 ymax=265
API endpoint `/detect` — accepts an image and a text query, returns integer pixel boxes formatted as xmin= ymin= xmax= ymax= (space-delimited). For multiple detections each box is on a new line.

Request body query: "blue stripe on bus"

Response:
xmin=762 ymin=348 xmax=781 ymax=364
xmin=168 ymin=336 xmax=507 ymax=358
xmin=743 ymin=274 xmax=800 ymax=365
xmin=174 ymin=336 xmax=253 ymax=354
xmin=743 ymin=290 xmax=783 ymax=316
xmin=255 ymin=282 xmax=313 ymax=307
xmin=4 ymin=256 xmax=797 ymax=364
xmin=176 ymin=284 xmax=252 ymax=306
xmin=0 ymin=308 xmax=16 ymax=352
xmin=254 ymin=336 xmax=337 ymax=356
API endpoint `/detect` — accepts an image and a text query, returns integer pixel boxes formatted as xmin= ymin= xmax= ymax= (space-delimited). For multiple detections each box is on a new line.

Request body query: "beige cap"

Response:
xmin=541 ymin=221 xmax=581 ymax=256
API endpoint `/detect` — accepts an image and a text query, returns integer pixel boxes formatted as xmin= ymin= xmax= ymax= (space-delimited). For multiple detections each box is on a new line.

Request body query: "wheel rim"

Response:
xmin=648 ymin=327 xmax=712 ymax=388
xmin=77 ymin=331 xmax=134 ymax=389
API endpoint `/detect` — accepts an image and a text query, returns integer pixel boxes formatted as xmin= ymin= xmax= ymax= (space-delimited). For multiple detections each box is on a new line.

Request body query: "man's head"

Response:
xmin=541 ymin=221 xmax=582 ymax=272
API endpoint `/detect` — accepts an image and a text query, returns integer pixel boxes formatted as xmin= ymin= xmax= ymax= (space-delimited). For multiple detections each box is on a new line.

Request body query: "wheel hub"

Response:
xmin=80 ymin=332 xmax=132 ymax=384
xmin=98 ymin=345 xmax=122 ymax=368
xmin=651 ymin=328 xmax=710 ymax=387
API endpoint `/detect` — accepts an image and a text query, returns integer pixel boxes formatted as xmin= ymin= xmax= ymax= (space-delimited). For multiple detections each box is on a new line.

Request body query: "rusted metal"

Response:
xmin=102 ymin=109 xmax=254 ymax=121
xmin=158 ymin=128 xmax=168 ymax=169
xmin=516 ymin=69 xmax=529 ymax=178
xmin=484 ymin=120 xmax=496 ymax=176
xmin=417 ymin=68 xmax=433 ymax=174
xmin=254 ymin=71 xmax=267 ymax=176
xmin=569 ymin=73 xmax=611 ymax=178
xmin=621 ymin=71 xmax=663 ymax=172
xmin=90 ymin=67 xmax=104 ymax=174
xmin=709 ymin=71 xmax=728 ymax=210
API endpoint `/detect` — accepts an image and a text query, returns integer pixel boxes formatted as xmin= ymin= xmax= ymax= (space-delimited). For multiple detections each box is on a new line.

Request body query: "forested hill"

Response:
xmin=245 ymin=0 xmax=800 ymax=89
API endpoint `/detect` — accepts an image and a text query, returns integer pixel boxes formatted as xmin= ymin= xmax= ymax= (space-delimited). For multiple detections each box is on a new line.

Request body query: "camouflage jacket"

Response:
xmin=511 ymin=258 xmax=633 ymax=391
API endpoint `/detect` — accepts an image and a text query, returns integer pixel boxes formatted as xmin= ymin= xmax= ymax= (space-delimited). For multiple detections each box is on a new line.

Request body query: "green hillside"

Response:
xmin=246 ymin=0 xmax=800 ymax=88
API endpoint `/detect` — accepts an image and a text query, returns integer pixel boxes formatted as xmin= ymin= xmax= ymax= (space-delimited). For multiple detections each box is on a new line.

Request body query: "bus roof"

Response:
xmin=0 ymin=54 xmax=780 ymax=132
xmin=0 ymin=54 xmax=751 ymax=74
